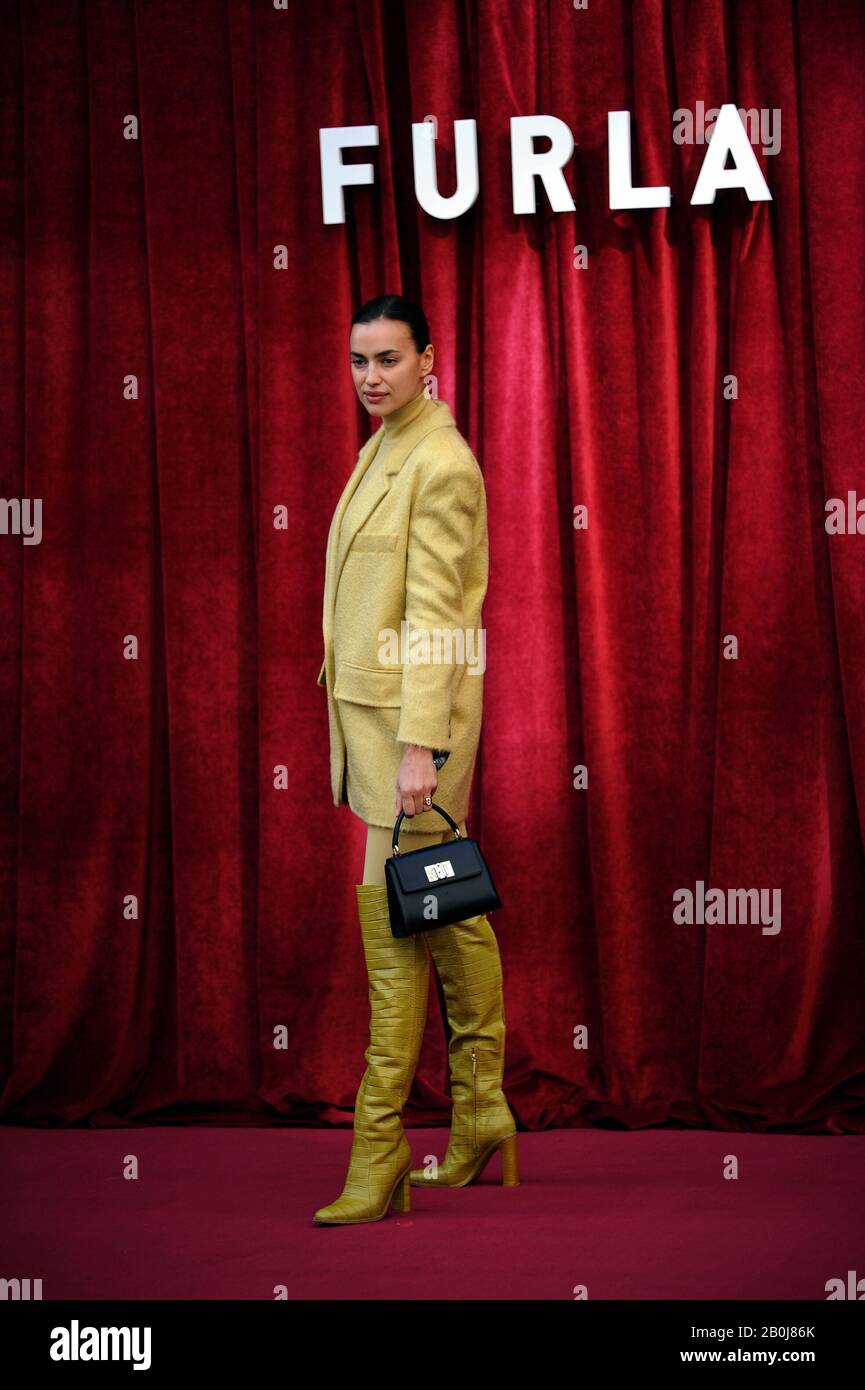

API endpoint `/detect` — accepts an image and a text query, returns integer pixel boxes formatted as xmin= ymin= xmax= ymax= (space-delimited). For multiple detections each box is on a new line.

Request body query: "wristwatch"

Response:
xmin=431 ymin=749 xmax=450 ymax=770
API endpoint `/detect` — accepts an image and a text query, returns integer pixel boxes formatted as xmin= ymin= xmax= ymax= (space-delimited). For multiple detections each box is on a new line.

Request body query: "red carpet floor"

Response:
xmin=1 ymin=1126 xmax=862 ymax=1300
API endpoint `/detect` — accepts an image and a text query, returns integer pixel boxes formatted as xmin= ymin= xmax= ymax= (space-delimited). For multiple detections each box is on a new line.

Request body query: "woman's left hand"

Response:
xmin=395 ymin=744 xmax=437 ymax=818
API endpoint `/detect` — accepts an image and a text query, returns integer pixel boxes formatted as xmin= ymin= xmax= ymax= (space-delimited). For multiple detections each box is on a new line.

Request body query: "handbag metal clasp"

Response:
xmin=424 ymin=859 xmax=455 ymax=882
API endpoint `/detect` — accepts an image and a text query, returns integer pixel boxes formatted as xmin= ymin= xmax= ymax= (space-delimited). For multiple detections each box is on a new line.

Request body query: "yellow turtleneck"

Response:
xmin=378 ymin=386 xmax=432 ymax=439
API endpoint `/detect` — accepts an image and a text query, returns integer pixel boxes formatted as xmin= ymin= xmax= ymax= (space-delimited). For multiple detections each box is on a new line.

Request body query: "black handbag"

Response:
xmin=384 ymin=802 xmax=503 ymax=938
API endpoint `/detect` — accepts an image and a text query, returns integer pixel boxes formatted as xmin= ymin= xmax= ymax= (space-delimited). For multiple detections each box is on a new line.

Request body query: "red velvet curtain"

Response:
xmin=1 ymin=0 xmax=863 ymax=1133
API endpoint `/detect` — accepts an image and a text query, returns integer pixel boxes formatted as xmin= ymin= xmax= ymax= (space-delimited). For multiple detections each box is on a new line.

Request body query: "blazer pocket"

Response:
xmin=333 ymin=660 xmax=402 ymax=707
xmin=351 ymin=531 xmax=399 ymax=553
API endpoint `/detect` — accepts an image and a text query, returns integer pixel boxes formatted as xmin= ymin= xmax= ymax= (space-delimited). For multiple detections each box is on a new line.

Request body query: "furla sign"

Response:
xmin=320 ymin=104 xmax=772 ymax=224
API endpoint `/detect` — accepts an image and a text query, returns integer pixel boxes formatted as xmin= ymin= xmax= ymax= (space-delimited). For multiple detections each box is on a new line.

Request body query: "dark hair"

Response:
xmin=351 ymin=294 xmax=430 ymax=355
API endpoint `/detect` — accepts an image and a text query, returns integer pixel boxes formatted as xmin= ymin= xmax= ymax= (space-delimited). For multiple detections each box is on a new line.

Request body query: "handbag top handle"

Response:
xmin=391 ymin=803 xmax=462 ymax=855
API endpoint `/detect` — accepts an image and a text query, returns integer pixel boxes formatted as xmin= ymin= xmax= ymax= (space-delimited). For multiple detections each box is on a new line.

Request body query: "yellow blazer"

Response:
xmin=317 ymin=393 xmax=488 ymax=832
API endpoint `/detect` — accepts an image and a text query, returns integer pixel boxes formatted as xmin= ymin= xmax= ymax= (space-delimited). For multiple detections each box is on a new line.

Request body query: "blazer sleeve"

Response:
xmin=396 ymin=452 xmax=481 ymax=751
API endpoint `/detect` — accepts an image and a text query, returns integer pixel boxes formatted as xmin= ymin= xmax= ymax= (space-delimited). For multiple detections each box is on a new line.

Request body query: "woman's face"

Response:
xmin=350 ymin=317 xmax=434 ymax=418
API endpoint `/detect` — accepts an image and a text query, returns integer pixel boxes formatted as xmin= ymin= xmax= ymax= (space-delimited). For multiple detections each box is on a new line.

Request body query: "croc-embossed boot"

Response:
xmin=313 ymin=884 xmax=430 ymax=1224
xmin=410 ymin=912 xmax=519 ymax=1188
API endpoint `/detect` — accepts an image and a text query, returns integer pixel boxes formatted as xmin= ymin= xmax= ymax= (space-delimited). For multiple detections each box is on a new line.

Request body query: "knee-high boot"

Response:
xmin=313 ymin=884 xmax=431 ymax=1224
xmin=409 ymin=912 xmax=519 ymax=1188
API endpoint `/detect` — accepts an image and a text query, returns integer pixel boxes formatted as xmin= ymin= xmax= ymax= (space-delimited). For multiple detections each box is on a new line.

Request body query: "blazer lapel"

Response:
xmin=323 ymin=398 xmax=456 ymax=646
xmin=332 ymin=435 xmax=390 ymax=580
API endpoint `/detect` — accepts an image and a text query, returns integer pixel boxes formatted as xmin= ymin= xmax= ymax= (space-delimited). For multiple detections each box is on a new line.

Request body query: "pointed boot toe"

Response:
xmin=313 ymin=1160 xmax=412 ymax=1225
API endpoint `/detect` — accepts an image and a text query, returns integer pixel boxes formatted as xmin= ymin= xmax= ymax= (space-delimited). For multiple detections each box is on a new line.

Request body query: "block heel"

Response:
xmin=391 ymin=1167 xmax=411 ymax=1214
xmin=499 ymin=1132 xmax=520 ymax=1186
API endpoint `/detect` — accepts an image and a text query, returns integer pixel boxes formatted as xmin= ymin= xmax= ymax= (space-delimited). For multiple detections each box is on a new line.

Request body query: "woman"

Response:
xmin=313 ymin=295 xmax=518 ymax=1226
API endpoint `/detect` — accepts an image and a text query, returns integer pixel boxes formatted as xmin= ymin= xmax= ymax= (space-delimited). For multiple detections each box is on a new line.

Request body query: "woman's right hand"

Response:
xmin=395 ymin=744 xmax=437 ymax=818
